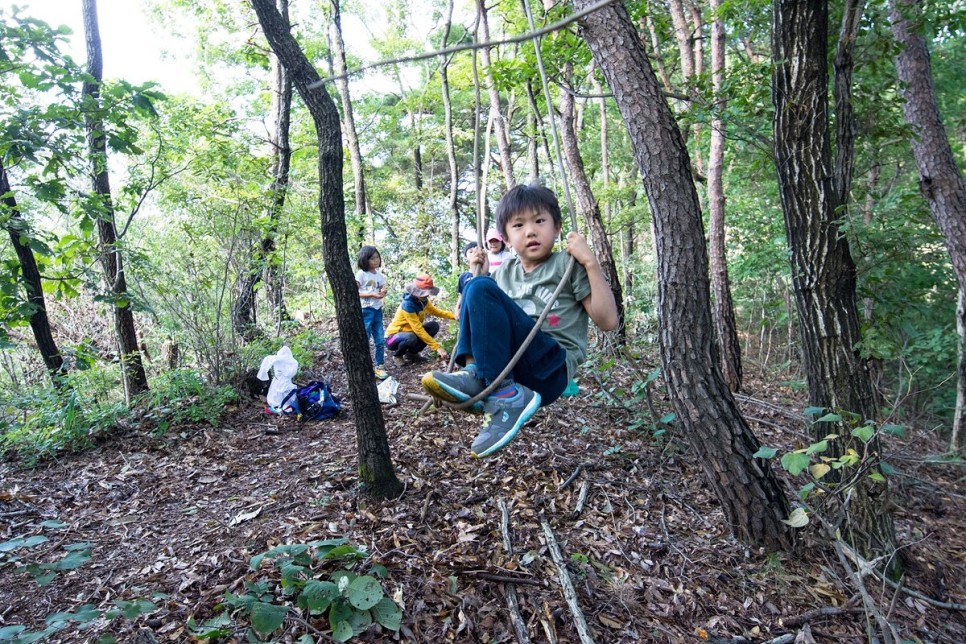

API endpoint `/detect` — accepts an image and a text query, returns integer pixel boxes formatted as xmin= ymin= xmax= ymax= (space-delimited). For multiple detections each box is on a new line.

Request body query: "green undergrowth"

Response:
xmin=0 ymin=366 xmax=236 ymax=465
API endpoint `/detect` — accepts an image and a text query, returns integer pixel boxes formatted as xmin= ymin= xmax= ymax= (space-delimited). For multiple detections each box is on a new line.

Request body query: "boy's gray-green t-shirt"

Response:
xmin=493 ymin=251 xmax=591 ymax=378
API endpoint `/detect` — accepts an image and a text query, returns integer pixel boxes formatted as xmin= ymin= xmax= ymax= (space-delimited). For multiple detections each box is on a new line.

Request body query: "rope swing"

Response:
xmin=432 ymin=0 xmax=583 ymax=413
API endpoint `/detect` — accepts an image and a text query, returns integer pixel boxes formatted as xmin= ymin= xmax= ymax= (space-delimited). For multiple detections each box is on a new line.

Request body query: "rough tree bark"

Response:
xmin=707 ymin=0 xmax=743 ymax=393
xmin=1 ymin=160 xmax=65 ymax=383
xmin=250 ymin=0 xmax=403 ymax=499
xmin=890 ymin=0 xmax=966 ymax=452
xmin=232 ymin=0 xmax=292 ymax=342
xmin=575 ymin=0 xmax=793 ymax=550
xmin=772 ymin=0 xmax=896 ymax=560
xmin=558 ymin=62 xmax=626 ymax=343
xmin=82 ymin=0 xmax=148 ymax=399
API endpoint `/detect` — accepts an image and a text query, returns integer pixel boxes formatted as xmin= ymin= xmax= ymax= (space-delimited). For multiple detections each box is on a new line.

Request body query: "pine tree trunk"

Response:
xmin=773 ymin=0 xmax=896 ymax=561
xmin=890 ymin=0 xmax=966 ymax=452
xmin=558 ymin=62 xmax=626 ymax=343
xmin=250 ymin=0 xmax=402 ymax=500
xmin=576 ymin=0 xmax=793 ymax=550
xmin=82 ymin=0 xmax=148 ymax=398
xmin=1 ymin=161 xmax=65 ymax=383
xmin=708 ymin=0 xmax=742 ymax=393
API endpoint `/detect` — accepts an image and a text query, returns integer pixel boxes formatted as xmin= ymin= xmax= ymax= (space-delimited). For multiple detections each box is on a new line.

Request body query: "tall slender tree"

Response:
xmin=772 ymin=0 xmax=896 ymax=560
xmin=558 ymin=62 xmax=626 ymax=341
xmin=249 ymin=0 xmax=403 ymax=500
xmin=890 ymin=0 xmax=966 ymax=451
xmin=575 ymin=0 xmax=793 ymax=550
xmin=81 ymin=0 xmax=148 ymax=399
xmin=477 ymin=0 xmax=515 ymax=189
xmin=233 ymin=0 xmax=293 ymax=341
xmin=1 ymin=160 xmax=65 ymax=383
xmin=330 ymin=0 xmax=372 ymax=244
xmin=707 ymin=0 xmax=742 ymax=392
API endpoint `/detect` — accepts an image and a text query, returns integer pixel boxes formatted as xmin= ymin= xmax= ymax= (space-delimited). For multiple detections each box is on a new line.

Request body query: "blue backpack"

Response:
xmin=280 ymin=381 xmax=341 ymax=421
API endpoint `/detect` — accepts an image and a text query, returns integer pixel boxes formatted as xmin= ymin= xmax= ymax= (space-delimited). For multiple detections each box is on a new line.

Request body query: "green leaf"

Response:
xmin=347 ymin=576 xmax=383 ymax=610
xmin=851 ymin=425 xmax=875 ymax=442
xmin=659 ymin=412 xmax=676 ymax=424
xmin=39 ymin=520 xmax=67 ymax=530
xmin=815 ymin=413 xmax=842 ymax=423
xmin=347 ymin=605 xmax=373 ymax=634
xmin=0 ymin=535 xmax=48 ymax=553
xmin=299 ymin=580 xmax=339 ymax=614
xmin=322 ymin=544 xmax=366 ymax=562
xmin=43 ymin=548 xmax=91 ymax=571
xmin=780 ymin=452 xmax=811 ymax=476
xmin=880 ymin=460 xmax=898 ymax=476
xmin=329 ymin=599 xmax=353 ymax=628
xmin=803 ymin=406 xmax=825 ymax=417
xmin=753 ymin=446 xmax=777 ymax=459
xmin=868 ymin=470 xmax=886 ymax=483
xmin=369 ymin=564 xmax=388 ymax=578
xmin=250 ymin=601 xmax=288 ymax=635
xmin=798 ymin=482 xmax=816 ymax=501
xmin=113 ymin=599 xmax=156 ymax=619
xmin=805 ymin=440 xmax=829 ymax=455
xmin=331 ymin=619 xmax=354 ymax=642
xmin=187 ymin=614 xmax=233 ymax=639
xmin=370 ymin=597 xmax=402 ymax=631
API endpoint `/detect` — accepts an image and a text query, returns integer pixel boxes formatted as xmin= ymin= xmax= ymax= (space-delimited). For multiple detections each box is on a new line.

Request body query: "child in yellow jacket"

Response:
xmin=385 ymin=274 xmax=455 ymax=365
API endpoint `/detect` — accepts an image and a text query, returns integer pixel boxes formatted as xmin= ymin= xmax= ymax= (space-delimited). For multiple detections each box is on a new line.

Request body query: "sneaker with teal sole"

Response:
xmin=421 ymin=366 xmax=485 ymax=414
xmin=472 ymin=384 xmax=542 ymax=457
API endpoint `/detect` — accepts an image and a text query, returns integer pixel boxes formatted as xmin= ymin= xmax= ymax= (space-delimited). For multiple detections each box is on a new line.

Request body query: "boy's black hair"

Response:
xmin=357 ymin=245 xmax=381 ymax=271
xmin=494 ymin=182 xmax=562 ymax=239
xmin=463 ymin=241 xmax=478 ymax=255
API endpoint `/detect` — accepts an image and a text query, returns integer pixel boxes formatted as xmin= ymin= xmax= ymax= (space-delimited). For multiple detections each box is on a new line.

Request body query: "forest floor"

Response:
xmin=1 ymin=321 xmax=965 ymax=643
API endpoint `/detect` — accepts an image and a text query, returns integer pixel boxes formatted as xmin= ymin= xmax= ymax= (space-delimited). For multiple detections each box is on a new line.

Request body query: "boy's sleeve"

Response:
xmin=570 ymin=261 xmax=592 ymax=303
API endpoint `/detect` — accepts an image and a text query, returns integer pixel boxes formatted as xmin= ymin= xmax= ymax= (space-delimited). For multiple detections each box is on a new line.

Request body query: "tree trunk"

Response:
xmin=440 ymin=0 xmax=461 ymax=272
xmin=1 ymin=161 xmax=66 ymax=383
xmin=953 ymin=288 xmax=966 ymax=451
xmin=233 ymin=0 xmax=292 ymax=342
xmin=707 ymin=0 xmax=742 ymax=393
xmin=477 ymin=0 xmax=514 ymax=189
xmin=330 ymin=0 xmax=371 ymax=243
xmin=82 ymin=0 xmax=148 ymax=398
xmin=576 ymin=0 xmax=793 ymax=550
xmin=558 ymin=62 xmax=626 ymax=343
xmin=250 ymin=0 xmax=402 ymax=500
xmin=890 ymin=0 xmax=966 ymax=451
xmin=772 ymin=0 xmax=896 ymax=561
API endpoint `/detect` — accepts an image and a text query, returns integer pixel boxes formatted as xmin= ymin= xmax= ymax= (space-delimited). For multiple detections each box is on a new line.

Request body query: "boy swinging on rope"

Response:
xmin=422 ymin=182 xmax=618 ymax=457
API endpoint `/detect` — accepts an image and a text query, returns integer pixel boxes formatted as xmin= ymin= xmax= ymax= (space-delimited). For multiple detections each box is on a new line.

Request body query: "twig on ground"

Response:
xmin=498 ymin=498 xmax=531 ymax=643
xmin=559 ymin=463 xmax=585 ymax=491
xmin=499 ymin=498 xmax=513 ymax=555
xmin=540 ymin=519 xmax=595 ymax=644
xmin=571 ymin=480 xmax=590 ymax=519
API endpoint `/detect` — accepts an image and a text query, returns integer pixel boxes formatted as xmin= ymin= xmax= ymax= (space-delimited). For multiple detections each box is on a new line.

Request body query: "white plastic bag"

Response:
xmin=257 ymin=346 xmax=299 ymax=411
xmin=377 ymin=376 xmax=399 ymax=404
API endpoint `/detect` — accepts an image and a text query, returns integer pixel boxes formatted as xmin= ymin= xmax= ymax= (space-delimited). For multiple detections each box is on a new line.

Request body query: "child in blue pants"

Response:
xmin=422 ymin=183 xmax=618 ymax=457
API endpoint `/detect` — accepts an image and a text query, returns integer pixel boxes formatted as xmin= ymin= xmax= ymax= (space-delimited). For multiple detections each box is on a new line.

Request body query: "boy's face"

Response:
xmin=503 ymin=207 xmax=560 ymax=270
